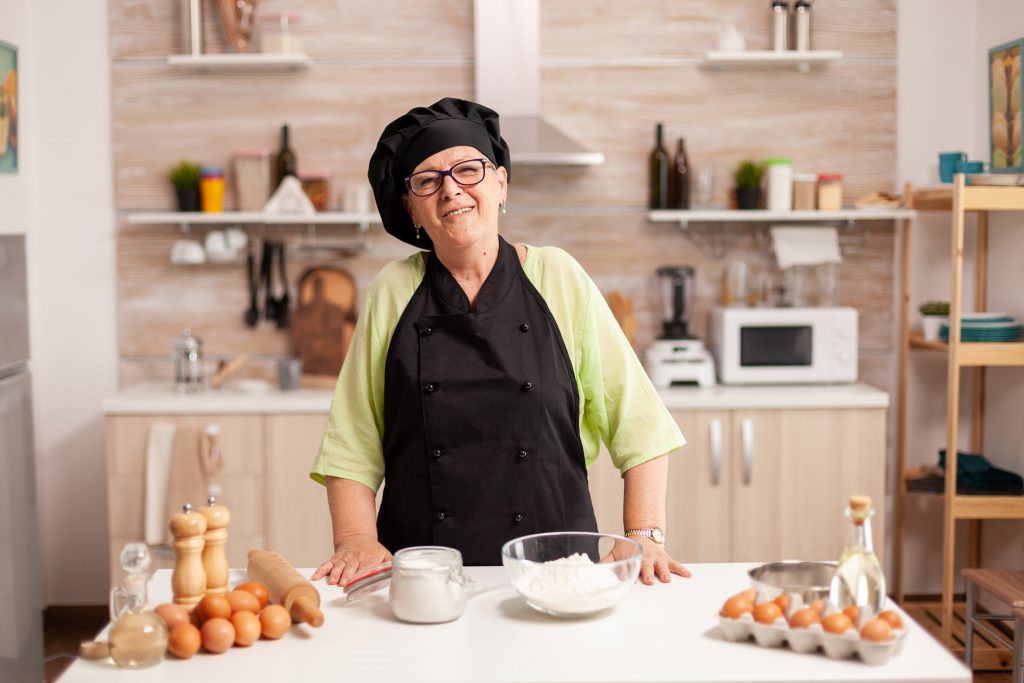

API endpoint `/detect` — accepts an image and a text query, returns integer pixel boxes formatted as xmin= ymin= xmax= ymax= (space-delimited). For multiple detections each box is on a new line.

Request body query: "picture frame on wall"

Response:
xmin=0 ymin=40 xmax=16 ymax=173
xmin=989 ymin=38 xmax=1023 ymax=173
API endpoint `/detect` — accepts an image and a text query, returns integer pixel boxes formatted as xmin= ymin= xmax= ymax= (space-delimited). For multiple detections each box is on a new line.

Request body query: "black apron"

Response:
xmin=378 ymin=237 xmax=598 ymax=565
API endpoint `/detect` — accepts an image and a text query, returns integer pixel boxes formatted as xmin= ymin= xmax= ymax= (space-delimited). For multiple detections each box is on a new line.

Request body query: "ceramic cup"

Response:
xmin=938 ymin=151 xmax=966 ymax=183
xmin=170 ymin=239 xmax=207 ymax=265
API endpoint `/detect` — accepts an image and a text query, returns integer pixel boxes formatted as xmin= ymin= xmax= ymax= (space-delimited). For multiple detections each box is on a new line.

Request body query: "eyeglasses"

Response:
xmin=405 ymin=158 xmax=493 ymax=197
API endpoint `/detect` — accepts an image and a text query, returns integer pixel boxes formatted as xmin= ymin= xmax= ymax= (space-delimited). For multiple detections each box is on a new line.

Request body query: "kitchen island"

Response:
xmin=61 ymin=563 xmax=967 ymax=683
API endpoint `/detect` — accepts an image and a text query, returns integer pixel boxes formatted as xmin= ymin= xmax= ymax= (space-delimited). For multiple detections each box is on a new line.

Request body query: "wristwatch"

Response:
xmin=624 ymin=527 xmax=665 ymax=544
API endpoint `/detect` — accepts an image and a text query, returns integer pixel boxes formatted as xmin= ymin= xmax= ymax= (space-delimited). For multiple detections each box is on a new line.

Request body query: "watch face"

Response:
xmin=652 ymin=528 xmax=665 ymax=543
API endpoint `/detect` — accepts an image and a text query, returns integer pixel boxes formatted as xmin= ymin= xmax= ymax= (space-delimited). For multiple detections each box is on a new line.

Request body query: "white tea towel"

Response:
xmin=770 ymin=226 xmax=843 ymax=269
xmin=144 ymin=422 xmax=177 ymax=546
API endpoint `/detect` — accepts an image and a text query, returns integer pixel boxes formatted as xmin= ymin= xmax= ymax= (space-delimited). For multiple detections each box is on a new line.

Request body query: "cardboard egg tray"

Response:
xmin=717 ymin=594 xmax=907 ymax=666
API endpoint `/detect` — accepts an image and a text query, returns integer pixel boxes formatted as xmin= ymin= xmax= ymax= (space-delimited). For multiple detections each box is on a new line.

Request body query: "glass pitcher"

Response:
xmin=108 ymin=543 xmax=168 ymax=668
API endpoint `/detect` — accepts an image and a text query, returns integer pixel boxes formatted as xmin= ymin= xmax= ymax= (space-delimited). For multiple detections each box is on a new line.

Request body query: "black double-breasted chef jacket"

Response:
xmin=378 ymin=236 xmax=598 ymax=565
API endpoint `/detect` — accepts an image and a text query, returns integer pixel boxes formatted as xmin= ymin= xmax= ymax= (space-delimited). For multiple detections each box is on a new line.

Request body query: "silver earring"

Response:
xmin=414 ymin=225 xmax=422 ymax=239
xmin=500 ymin=201 xmax=507 ymax=215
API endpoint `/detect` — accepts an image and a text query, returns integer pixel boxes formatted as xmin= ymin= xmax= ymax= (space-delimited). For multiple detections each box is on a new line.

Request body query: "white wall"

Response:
xmin=3 ymin=0 xmax=117 ymax=605
xmin=898 ymin=0 xmax=1024 ymax=594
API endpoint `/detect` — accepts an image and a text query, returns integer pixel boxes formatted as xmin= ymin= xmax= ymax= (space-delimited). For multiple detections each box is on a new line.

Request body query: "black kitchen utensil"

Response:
xmin=275 ymin=240 xmax=290 ymax=329
xmin=244 ymin=245 xmax=259 ymax=328
xmin=260 ymin=240 xmax=277 ymax=324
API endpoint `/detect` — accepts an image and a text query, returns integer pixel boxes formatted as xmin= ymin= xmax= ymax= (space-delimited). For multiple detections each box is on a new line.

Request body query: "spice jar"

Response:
xmin=817 ymin=173 xmax=843 ymax=211
xmin=199 ymin=166 xmax=225 ymax=213
xmin=793 ymin=173 xmax=817 ymax=210
xmin=300 ymin=173 xmax=330 ymax=211
xmin=389 ymin=546 xmax=474 ymax=624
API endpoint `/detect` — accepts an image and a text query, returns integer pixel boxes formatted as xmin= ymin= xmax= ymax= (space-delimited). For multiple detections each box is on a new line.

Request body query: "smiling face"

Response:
xmin=402 ymin=145 xmax=508 ymax=252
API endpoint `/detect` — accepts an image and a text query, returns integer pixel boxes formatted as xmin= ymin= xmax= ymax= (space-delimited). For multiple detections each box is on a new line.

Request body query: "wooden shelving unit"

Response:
xmin=894 ymin=175 xmax=1024 ymax=649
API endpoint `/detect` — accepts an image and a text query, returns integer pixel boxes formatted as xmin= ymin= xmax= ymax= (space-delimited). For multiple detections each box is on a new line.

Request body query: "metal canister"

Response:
xmin=182 ymin=0 xmax=205 ymax=57
xmin=173 ymin=329 xmax=204 ymax=392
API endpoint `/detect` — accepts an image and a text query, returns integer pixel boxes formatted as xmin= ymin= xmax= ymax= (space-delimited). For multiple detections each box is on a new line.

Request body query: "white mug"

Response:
xmin=170 ymin=239 xmax=206 ymax=265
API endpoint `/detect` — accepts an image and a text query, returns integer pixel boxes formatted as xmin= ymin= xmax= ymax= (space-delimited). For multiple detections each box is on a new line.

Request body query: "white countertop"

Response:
xmin=103 ymin=383 xmax=888 ymax=415
xmin=61 ymin=563 xmax=966 ymax=683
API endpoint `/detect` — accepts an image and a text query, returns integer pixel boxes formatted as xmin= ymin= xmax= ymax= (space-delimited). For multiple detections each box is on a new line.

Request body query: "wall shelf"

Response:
xmin=166 ymin=53 xmax=312 ymax=72
xmin=703 ymin=50 xmax=843 ymax=71
xmin=126 ymin=211 xmax=378 ymax=226
xmin=649 ymin=207 xmax=915 ymax=228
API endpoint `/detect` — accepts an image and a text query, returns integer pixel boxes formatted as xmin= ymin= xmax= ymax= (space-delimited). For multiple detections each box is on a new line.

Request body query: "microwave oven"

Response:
xmin=710 ymin=307 xmax=858 ymax=385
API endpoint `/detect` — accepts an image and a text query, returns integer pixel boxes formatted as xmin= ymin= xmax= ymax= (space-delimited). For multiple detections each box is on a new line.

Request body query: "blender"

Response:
xmin=645 ymin=266 xmax=716 ymax=388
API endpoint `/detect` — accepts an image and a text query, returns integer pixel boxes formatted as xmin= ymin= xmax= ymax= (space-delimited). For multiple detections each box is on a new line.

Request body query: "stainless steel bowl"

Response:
xmin=748 ymin=561 xmax=836 ymax=604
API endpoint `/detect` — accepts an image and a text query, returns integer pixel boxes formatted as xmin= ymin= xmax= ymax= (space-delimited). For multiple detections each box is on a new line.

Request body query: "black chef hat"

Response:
xmin=368 ymin=97 xmax=511 ymax=249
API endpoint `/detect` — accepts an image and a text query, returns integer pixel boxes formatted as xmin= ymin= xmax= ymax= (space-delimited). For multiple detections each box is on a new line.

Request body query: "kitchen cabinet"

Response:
xmin=588 ymin=406 xmax=886 ymax=564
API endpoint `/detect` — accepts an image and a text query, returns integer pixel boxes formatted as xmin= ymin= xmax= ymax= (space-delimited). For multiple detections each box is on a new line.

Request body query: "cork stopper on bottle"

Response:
xmin=849 ymin=495 xmax=872 ymax=512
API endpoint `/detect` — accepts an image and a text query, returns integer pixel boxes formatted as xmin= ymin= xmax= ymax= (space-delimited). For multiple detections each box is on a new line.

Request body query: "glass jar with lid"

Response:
xmin=817 ymin=173 xmax=844 ymax=211
xmin=389 ymin=546 xmax=474 ymax=624
xmin=793 ymin=173 xmax=818 ymax=210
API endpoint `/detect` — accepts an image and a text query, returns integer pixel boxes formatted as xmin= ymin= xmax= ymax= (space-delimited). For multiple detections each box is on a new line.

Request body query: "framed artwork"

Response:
xmin=0 ymin=40 xmax=16 ymax=173
xmin=989 ymin=38 xmax=1023 ymax=173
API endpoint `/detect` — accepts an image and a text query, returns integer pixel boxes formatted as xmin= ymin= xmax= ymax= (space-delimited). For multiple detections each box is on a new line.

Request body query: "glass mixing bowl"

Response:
xmin=501 ymin=532 xmax=643 ymax=618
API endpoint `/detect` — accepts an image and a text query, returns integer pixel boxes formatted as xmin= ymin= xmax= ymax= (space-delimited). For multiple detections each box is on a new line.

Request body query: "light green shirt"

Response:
xmin=311 ymin=245 xmax=685 ymax=491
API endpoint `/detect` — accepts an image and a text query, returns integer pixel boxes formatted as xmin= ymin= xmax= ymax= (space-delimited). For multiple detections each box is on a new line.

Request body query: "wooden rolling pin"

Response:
xmin=247 ymin=549 xmax=324 ymax=627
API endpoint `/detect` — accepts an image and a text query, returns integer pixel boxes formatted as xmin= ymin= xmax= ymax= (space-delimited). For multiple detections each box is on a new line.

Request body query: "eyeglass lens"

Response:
xmin=408 ymin=159 xmax=487 ymax=197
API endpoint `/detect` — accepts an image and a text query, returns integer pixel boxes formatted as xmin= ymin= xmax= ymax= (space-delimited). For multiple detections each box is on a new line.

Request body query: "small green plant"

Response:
xmin=733 ymin=159 xmax=765 ymax=190
xmin=167 ymin=161 xmax=201 ymax=191
xmin=919 ymin=300 xmax=950 ymax=316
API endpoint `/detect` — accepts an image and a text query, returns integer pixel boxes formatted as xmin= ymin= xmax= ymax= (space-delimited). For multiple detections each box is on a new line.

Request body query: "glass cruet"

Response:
xmin=108 ymin=543 xmax=168 ymax=668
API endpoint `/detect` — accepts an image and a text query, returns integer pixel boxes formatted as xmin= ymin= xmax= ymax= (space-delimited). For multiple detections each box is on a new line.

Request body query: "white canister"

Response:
xmin=765 ymin=158 xmax=794 ymax=212
xmin=389 ymin=546 xmax=474 ymax=624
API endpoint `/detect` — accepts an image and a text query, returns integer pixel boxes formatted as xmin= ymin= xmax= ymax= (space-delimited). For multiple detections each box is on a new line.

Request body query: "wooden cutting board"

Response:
xmin=290 ymin=267 xmax=358 ymax=382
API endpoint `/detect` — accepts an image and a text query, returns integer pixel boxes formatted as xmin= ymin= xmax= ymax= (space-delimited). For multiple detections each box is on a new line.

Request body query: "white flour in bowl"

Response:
xmin=514 ymin=552 xmax=624 ymax=615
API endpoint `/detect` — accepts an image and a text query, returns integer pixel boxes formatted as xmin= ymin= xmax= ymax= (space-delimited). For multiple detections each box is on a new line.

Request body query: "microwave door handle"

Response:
xmin=709 ymin=417 xmax=722 ymax=486
xmin=741 ymin=417 xmax=754 ymax=486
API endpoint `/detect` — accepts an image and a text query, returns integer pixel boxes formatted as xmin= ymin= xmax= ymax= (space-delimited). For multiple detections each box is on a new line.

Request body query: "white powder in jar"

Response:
xmin=389 ymin=558 xmax=470 ymax=624
xmin=514 ymin=552 xmax=624 ymax=615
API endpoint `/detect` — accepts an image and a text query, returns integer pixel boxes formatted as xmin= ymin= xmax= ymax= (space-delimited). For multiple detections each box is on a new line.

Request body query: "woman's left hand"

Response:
xmin=607 ymin=538 xmax=691 ymax=584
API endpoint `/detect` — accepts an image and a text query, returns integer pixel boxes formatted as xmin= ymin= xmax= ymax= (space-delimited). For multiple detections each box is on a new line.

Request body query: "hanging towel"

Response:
xmin=770 ymin=226 xmax=843 ymax=269
xmin=165 ymin=424 xmax=218 ymax=526
xmin=144 ymin=422 xmax=177 ymax=546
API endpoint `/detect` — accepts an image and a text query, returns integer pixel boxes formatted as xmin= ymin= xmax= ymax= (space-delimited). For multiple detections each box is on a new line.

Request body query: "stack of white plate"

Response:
xmin=940 ymin=313 xmax=1023 ymax=342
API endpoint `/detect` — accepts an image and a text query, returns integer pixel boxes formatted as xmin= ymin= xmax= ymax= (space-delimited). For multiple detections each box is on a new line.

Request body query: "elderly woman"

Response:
xmin=310 ymin=98 xmax=687 ymax=586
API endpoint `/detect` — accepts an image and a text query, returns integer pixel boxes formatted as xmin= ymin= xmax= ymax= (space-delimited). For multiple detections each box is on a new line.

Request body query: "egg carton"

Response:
xmin=717 ymin=593 xmax=907 ymax=666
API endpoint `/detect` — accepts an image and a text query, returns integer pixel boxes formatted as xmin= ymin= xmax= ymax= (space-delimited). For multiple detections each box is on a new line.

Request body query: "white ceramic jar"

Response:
xmin=389 ymin=546 xmax=474 ymax=624
xmin=765 ymin=158 xmax=794 ymax=211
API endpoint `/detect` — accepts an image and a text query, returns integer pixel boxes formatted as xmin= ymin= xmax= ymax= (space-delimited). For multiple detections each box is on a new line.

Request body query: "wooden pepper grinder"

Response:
xmin=199 ymin=496 xmax=230 ymax=596
xmin=170 ymin=503 xmax=207 ymax=610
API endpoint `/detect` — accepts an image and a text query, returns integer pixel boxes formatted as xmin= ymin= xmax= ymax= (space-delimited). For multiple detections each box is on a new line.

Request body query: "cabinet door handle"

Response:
xmin=201 ymin=423 xmax=223 ymax=476
xmin=741 ymin=417 xmax=754 ymax=486
xmin=709 ymin=418 xmax=723 ymax=486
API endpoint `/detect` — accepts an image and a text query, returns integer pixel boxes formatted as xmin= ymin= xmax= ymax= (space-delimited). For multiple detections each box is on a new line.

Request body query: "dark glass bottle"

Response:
xmin=274 ymin=124 xmax=298 ymax=188
xmin=670 ymin=138 xmax=690 ymax=209
xmin=648 ymin=123 xmax=670 ymax=209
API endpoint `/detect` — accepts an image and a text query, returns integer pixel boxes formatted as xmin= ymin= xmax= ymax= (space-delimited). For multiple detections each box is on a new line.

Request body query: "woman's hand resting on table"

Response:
xmin=311 ymin=535 xmax=392 ymax=586
xmin=606 ymin=538 xmax=691 ymax=585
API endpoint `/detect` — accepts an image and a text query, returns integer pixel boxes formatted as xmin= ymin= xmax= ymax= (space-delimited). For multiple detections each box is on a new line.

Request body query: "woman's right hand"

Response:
xmin=310 ymin=535 xmax=392 ymax=586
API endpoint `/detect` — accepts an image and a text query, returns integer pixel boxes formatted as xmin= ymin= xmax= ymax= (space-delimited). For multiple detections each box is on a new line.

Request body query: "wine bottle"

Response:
xmin=670 ymin=137 xmax=690 ymax=209
xmin=648 ymin=123 xmax=670 ymax=209
xmin=274 ymin=124 xmax=298 ymax=188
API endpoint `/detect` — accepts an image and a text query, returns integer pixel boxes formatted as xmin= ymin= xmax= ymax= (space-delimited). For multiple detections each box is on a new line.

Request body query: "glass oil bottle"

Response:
xmin=828 ymin=494 xmax=886 ymax=613
xmin=108 ymin=543 xmax=168 ymax=668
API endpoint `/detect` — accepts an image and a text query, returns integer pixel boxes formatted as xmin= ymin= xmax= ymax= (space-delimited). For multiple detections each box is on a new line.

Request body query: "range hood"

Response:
xmin=473 ymin=0 xmax=604 ymax=166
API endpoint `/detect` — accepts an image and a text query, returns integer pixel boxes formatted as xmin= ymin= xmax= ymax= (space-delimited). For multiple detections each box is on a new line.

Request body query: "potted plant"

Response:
xmin=168 ymin=161 xmax=201 ymax=212
xmin=734 ymin=159 xmax=764 ymax=210
xmin=919 ymin=300 xmax=950 ymax=340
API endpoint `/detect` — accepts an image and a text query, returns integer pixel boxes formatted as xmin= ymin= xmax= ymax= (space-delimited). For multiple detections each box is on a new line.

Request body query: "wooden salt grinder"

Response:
xmin=170 ymin=503 xmax=207 ymax=610
xmin=199 ymin=496 xmax=230 ymax=595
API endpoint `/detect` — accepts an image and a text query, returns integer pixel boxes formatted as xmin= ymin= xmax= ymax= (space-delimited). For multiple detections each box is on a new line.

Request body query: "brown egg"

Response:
xmin=753 ymin=601 xmax=783 ymax=625
xmin=842 ymin=605 xmax=860 ymax=623
xmin=720 ymin=594 xmax=754 ymax=619
xmin=822 ymin=612 xmax=854 ymax=635
xmin=809 ymin=599 xmax=825 ymax=613
xmin=154 ymin=603 xmax=190 ymax=630
xmin=231 ymin=611 xmax=261 ymax=647
xmin=259 ymin=604 xmax=291 ymax=639
xmin=739 ymin=588 xmax=758 ymax=602
xmin=860 ymin=617 xmax=895 ymax=642
xmin=167 ymin=623 xmax=201 ymax=659
xmin=773 ymin=594 xmax=790 ymax=612
xmin=200 ymin=617 xmax=236 ymax=654
xmin=236 ymin=581 xmax=270 ymax=609
xmin=877 ymin=610 xmax=904 ymax=630
xmin=788 ymin=607 xmax=822 ymax=629
xmin=196 ymin=594 xmax=232 ymax=624
xmin=225 ymin=590 xmax=261 ymax=615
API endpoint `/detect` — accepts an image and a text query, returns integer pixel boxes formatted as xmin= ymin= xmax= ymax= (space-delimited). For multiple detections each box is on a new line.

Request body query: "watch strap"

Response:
xmin=624 ymin=528 xmax=664 ymax=543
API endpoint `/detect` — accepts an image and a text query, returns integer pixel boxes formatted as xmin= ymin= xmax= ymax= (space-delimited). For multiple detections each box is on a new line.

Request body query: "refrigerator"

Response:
xmin=0 ymin=235 xmax=43 ymax=681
